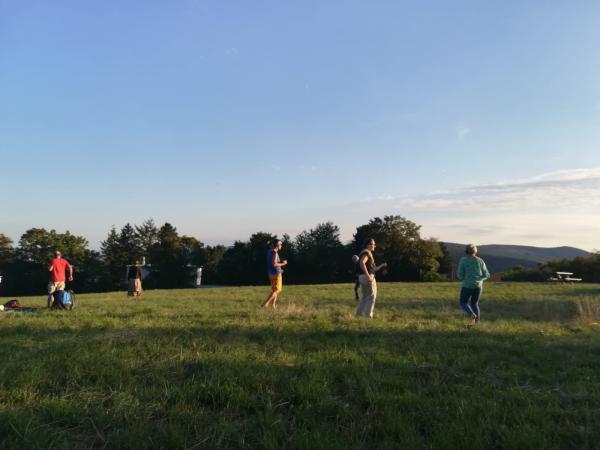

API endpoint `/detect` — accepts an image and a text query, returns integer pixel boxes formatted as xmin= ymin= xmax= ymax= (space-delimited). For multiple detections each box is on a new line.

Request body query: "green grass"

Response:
xmin=1 ymin=282 xmax=599 ymax=449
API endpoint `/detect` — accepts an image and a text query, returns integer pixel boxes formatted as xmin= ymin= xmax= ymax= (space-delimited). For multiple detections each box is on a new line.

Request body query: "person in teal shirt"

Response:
xmin=457 ymin=244 xmax=490 ymax=326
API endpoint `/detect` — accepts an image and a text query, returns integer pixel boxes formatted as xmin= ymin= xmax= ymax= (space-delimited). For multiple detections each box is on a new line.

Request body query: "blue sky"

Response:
xmin=1 ymin=1 xmax=600 ymax=250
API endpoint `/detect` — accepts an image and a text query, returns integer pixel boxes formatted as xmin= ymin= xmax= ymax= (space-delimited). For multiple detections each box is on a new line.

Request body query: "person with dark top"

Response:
xmin=127 ymin=259 xmax=143 ymax=297
xmin=261 ymin=239 xmax=288 ymax=309
xmin=355 ymin=239 xmax=387 ymax=318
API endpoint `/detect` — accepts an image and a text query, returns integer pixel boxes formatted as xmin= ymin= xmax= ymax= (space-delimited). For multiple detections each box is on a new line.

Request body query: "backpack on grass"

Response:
xmin=63 ymin=290 xmax=75 ymax=310
xmin=48 ymin=289 xmax=76 ymax=310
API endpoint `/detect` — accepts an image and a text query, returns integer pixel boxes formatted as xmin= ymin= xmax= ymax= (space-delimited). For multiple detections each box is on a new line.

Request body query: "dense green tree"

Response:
xmin=119 ymin=223 xmax=142 ymax=262
xmin=100 ymin=226 xmax=122 ymax=289
xmin=134 ymin=219 xmax=160 ymax=258
xmin=437 ymin=242 xmax=453 ymax=277
xmin=551 ymin=253 xmax=600 ymax=282
xmin=70 ymin=249 xmax=110 ymax=293
xmin=216 ymin=232 xmax=277 ymax=285
xmin=146 ymin=223 xmax=199 ymax=288
xmin=505 ymin=254 xmax=600 ymax=283
xmin=501 ymin=265 xmax=550 ymax=282
xmin=413 ymin=238 xmax=444 ymax=281
xmin=293 ymin=222 xmax=346 ymax=284
xmin=7 ymin=228 xmax=91 ymax=295
xmin=0 ymin=234 xmax=13 ymax=294
xmin=352 ymin=216 xmax=443 ymax=281
xmin=198 ymin=244 xmax=226 ymax=285
xmin=216 ymin=241 xmax=249 ymax=285
xmin=101 ymin=224 xmax=142 ymax=290
xmin=16 ymin=228 xmax=88 ymax=264
xmin=0 ymin=233 xmax=13 ymax=271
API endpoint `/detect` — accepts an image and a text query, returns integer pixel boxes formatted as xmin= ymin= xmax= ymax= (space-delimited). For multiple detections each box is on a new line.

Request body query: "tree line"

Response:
xmin=0 ymin=216 xmax=455 ymax=296
xmin=501 ymin=253 xmax=600 ymax=282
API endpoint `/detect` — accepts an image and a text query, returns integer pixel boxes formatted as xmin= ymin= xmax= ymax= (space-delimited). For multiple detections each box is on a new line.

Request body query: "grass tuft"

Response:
xmin=574 ymin=295 xmax=600 ymax=324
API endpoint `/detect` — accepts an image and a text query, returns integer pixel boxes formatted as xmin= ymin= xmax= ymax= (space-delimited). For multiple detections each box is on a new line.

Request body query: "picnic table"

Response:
xmin=548 ymin=272 xmax=582 ymax=283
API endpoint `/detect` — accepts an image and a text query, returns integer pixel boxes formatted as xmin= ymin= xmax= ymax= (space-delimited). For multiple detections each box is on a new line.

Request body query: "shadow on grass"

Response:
xmin=377 ymin=297 xmax=580 ymax=323
xmin=2 ymin=319 xmax=600 ymax=450
xmin=556 ymin=286 xmax=600 ymax=297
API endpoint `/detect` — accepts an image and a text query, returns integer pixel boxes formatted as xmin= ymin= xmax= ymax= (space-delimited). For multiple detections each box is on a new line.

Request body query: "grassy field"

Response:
xmin=1 ymin=282 xmax=599 ymax=449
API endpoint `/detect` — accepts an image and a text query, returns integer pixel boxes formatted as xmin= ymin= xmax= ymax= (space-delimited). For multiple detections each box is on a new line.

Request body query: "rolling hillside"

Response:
xmin=442 ymin=242 xmax=591 ymax=273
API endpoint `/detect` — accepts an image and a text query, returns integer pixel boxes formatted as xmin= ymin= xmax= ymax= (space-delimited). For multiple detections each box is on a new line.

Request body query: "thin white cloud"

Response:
xmin=456 ymin=123 xmax=471 ymax=139
xmin=193 ymin=167 xmax=600 ymax=250
xmin=370 ymin=168 xmax=600 ymax=211
xmin=350 ymin=167 xmax=600 ymax=249
xmin=223 ymin=47 xmax=238 ymax=56
xmin=464 ymin=168 xmax=600 ymax=193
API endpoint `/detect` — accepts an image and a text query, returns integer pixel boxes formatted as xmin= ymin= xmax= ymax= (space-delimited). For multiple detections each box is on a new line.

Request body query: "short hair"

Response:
xmin=465 ymin=244 xmax=477 ymax=255
xmin=363 ymin=238 xmax=375 ymax=249
xmin=351 ymin=254 xmax=359 ymax=263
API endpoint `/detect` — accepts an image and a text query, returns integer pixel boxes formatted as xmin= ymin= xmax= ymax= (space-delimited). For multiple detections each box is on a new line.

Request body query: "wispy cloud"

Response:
xmin=223 ymin=47 xmax=238 ymax=56
xmin=463 ymin=168 xmax=600 ymax=193
xmin=244 ymin=168 xmax=599 ymax=249
xmin=370 ymin=168 xmax=600 ymax=212
xmin=354 ymin=168 xmax=600 ymax=249
xmin=456 ymin=123 xmax=470 ymax=139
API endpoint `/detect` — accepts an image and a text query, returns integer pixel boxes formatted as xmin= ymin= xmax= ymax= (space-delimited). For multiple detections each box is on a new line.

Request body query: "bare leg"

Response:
xmin=271 ymin=292 xmax=279 ymax=308
xmin=262 ymin=291 xmax=276 ymax=307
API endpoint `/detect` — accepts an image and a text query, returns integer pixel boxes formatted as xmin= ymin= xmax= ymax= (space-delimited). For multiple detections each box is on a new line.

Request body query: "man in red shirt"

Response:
xmin=48 ymin=250 xmax=74 ymax=305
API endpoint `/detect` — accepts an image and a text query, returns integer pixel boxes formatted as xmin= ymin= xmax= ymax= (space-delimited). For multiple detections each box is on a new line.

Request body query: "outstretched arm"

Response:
xmin=374 ymin=262 xmax=387 ymax=273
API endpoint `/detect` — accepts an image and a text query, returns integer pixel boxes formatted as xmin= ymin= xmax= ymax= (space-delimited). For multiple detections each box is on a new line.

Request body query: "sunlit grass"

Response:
xmin=1 ymin=282 xmax=599 ymax=449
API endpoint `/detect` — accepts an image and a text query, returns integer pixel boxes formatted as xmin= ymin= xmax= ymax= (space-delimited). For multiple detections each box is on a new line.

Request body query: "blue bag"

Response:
xmin=63 ymin=290 xmax=72 ymax=307
xmin=50 ymin=289 xmax=76 ymax=310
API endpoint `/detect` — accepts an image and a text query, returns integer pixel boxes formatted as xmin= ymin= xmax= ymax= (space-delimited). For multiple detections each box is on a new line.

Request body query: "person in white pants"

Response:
xmin=355 ymin=239 xmax=386 ymax=318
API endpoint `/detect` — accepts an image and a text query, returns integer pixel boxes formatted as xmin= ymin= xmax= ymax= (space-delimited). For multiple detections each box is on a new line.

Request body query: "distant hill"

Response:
xmin=442 ymin=243 xmax=591 ymax=274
